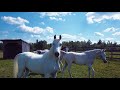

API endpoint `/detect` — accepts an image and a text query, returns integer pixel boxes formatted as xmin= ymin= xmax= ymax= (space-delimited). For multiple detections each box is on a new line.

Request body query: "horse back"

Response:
xmin=73 ymin=52 xmax=90 ymax=65
xmin=16 ymin=52 xmax=44 ymax=67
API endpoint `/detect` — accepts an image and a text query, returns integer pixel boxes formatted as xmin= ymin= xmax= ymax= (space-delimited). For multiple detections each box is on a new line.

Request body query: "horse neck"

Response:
xmin=91 ymin=49 xmax=101 ymax=59
xmin=47 ymin=46 xmax=56 ymax=60
xmin=86 ymin=50 xmax=99 ymax=59
xmin=60 ymin=51 xmax=66 ymax=60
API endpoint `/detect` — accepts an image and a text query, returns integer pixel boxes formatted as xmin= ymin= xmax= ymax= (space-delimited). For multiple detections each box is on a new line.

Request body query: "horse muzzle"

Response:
xmin=104 ymin=60 xmax=107 ymax=63
xmin=55 ymin=52 xmax=59 ymax=57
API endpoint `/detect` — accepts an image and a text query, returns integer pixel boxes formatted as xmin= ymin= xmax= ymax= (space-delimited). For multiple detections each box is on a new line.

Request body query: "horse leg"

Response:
xmin=88 ymin=66 xmax=91 ymax=78
xmin=62 ymin=62 xmax=68 ymax=78
xmin=68 ymin=63 xmax=72 ymax=78
xmin=51 ymin=72 xmax=57 ymax=78
xmin=17 ymin=68 xmax=25 ymax=78
xmin=24 ymin=68 xmax=30 ymax=78
xmin=17 ymin=62 xmax=26 ymax=78
xmin=91 ymin=67 xmax=95 ymax=78
xmin=59 ymin=60 xmax=63 ymax=72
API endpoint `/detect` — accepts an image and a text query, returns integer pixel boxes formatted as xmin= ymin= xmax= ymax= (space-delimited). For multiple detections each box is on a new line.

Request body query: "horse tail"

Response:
xmin=13 ymin=54 xmax=19 ymax=78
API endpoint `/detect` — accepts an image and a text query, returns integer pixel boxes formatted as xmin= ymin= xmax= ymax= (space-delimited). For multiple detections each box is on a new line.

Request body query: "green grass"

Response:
xmin=0 ymin=51 xmax=120 ymax=78
xmin=0 ymin=59 xmax=13 ymax=78
xmin=1 ymin=59 xmax=119 ymax=78
xmin=0 ymin=51 xmax=13 ymax=78
xmin=57 ymin=59 xmax=120 ymax=78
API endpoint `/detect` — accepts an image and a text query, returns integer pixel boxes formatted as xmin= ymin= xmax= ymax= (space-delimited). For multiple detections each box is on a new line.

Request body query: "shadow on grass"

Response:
xmin=0 ymin=58 xmax=4 ymax=60
xmin=0 ymin=58 xmax=13 ymax=61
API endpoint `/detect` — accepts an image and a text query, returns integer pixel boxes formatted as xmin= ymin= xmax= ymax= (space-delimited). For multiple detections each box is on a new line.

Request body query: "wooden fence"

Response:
xmin=106 ymin=46 xmax=120 ymax=60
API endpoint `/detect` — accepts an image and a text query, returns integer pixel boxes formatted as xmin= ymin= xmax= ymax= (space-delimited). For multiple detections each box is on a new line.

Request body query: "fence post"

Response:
xmin=110 ymin=47 xmax=113 ymax=60
xmin=111 ymin=51 xmax=113 ymax=60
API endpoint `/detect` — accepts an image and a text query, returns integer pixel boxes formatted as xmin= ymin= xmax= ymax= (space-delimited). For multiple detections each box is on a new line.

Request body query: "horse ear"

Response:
xmin=103 ymin=49 xmax=106 ymax=52
xmin=61 ymin=50 xmax=66 ymax=55
xmin=54 ymin=35 xmax=56 ymax=39
xmin=59 ymin=35 xmax=62 ymax=40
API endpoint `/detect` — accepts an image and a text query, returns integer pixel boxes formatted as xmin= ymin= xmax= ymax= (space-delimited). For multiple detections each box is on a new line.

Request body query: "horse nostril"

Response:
xmin=104 ymin=60 xmax=107 ymax=63
xmin=55 ymin=52 xmax=59 ymax=57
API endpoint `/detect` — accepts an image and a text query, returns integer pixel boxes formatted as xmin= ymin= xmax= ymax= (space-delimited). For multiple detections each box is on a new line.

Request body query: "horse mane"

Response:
xmin=61 ymin=50 xmax=67 ymax=54
xmin=84 ymin=49 xmax=102 ymax=53
xmin=42 ymin=45 xmax=54 ymax=59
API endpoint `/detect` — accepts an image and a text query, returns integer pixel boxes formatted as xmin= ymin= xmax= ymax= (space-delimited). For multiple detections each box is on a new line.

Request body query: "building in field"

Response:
xmin=0 ymin=39 xmax=30 ymax=59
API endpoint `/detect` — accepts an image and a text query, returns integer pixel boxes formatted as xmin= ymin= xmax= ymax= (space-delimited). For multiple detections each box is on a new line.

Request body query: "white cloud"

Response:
xmin=86 ymin=12 xmax=120 ymax=24
xmin=31 ymin=34 xmax=41 ymax=38
xmin=31 ymin=35 xmax=55 ymax=44
xmin=41 ymin=22 xmax=45 ymax=25
xmin=46 ymin=35 xmax=64 ymax=44
xmin=19 ymin=24 xmax=54 ymax=34
xmin=49 ymin=17 xmax=65 ymax=21
xmin=86 ymin=12 xmax=96 ymax=24
xmin=94 ymin=32 xmax=104 ymax=37
xmin=19 ymin=24 xmax=44 ymax=34
xmin=112 ymin=31 xmax=120 ymax=36
xmin=39 ymin=12 xmax=72 ymax=17
xmin=39 ymin=34 xmax=87 ymax=44
xmin=30 ymin=34 xmax=56 ymax=44
xmin=105 ymin=37 xmax=114 ymax=41
xmin=38 ymin=12 xmax=72 ymax=22
xmin=1 ymin=16 xmax=54 ymax=35
xmin=115 ymin=41 xmax=120 ymax=44
xmin=103 ymin=27 xmax=119 ymax=32
xmin=73 ymin=14 xmax=76 ymax=16
xmin=61 ymin=34 xmax=87 ymax=42
xmin=46 ymin=35 xmax=54 ymax=41
xmin=1 ymin=16 xmax=29 ymax=25
xmin=35 ymin=34 xmax=87 ymax=43
xmin=45 ymin=27 xmax=54 ymax=33
xmin=62 ymin=34 xmax=77 ymax=40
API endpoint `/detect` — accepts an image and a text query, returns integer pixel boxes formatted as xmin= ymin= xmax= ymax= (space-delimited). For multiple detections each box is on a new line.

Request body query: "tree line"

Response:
xmin=30 ymin=39 xmax=120 ymax=52
xmin=0 ymin=39 xmax=120 ymax=52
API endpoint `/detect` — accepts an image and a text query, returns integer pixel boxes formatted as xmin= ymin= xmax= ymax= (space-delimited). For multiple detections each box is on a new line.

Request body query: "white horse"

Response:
xmin=14 ymin=35 xmax=62 ymax=78
xmin=60 ymin=49 xmax=107 ymax=78
xmin=32 ymin=46 xmax=69 ymax=72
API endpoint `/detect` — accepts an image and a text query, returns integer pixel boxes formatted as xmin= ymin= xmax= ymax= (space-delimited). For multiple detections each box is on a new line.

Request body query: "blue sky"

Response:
xmin=0 ymin=12 xmax=120 ymax=44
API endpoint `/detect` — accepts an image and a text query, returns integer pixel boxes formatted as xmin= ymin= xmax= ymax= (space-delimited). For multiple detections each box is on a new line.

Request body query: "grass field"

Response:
xmin=0 ymin=51 xmax=120 ymax=78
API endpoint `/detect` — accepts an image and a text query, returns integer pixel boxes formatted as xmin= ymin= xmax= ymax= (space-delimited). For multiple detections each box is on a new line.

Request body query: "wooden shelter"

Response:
xmin=0 ymin=39 xmax=30 ymax=59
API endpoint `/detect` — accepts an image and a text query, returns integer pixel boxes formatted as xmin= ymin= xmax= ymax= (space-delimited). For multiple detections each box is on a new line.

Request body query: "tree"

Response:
xmin=86 ymin=39 xmax=92 ymax=47
xmin=97 ymin=39 xmax=102 ymax=45
xmin=113 ymin=42 xmax=117 ymax=47
xmin=102 ymin=41 xmax=106 ymax=48
xmin=107 ymin=40 xmax=112 ymax=47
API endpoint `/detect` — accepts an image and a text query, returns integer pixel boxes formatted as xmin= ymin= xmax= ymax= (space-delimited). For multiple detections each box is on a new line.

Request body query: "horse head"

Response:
xmin=52 ymin=35 xmax=62 ymax=58
xmin=97 ymin=49 xmax=107 ymax=63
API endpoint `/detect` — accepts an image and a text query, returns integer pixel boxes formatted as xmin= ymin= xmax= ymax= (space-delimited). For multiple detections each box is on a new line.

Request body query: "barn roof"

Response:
xmin=0 ymin=39 xmax=30 ymax=45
